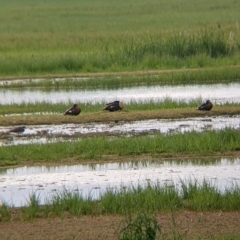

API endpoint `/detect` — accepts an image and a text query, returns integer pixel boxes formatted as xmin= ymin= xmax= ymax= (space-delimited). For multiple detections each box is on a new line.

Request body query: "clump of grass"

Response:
xmin=180 ymin=179 xmax=240 ymax=211
xmin=49 ymin=188 xmax=95 ymax=217
xmin=0 ymin=202 xmax=11 ymax=222
xmin=21 ymin=192 xmax=41 ymax=221
xmin=118 ymin=212 xmax=161 ymax=240
xmin=100 ymin=183 xmax=180 ymax=215
xmin=0 ymin=30 xmax=240 ymax=77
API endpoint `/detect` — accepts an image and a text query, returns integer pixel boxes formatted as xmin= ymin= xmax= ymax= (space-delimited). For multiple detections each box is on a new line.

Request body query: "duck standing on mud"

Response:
xmin=64 ymin=104 xmax=81 ymax=116
xmin=103 ymin=101 xmax=124 ymax=112
xmin=197 ymin=100 xmax=213 ymax=111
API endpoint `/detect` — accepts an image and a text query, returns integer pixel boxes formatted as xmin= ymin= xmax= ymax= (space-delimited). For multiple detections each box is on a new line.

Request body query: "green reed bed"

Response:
xmin=1 ymin=30 xmax=240 ymax=77
xmin=1 ymin=0 xmax=240 ymax=77
xmin=1 ymin=180 xmax=239 ymax=222
xmin=0 ymin=128 xmax=239 ymax=166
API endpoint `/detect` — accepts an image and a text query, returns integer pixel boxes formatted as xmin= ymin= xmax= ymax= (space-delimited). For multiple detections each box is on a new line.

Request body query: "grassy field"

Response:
xmin=0 ymin=0 xmax=240 ymax=77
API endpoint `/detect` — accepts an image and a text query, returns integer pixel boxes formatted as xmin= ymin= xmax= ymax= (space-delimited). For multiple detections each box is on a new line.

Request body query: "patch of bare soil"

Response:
xmin=0 ymin=211 xmax=240 ymax=240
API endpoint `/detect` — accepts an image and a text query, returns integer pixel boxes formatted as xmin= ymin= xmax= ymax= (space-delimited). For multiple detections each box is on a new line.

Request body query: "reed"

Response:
xmin=180 ymin=179 xmax=240 ymax=211
xmin=49 ymin=189 xmax=94 ymax=217
xmin=0 ymin=203 xmax=11 ymax=222
xmin=21 ymin=192 xmax=41 ymax=221
xmin=100 ymin=184 xmax=180 ymax=215
xmin=0 ymin=128 xmax=239 ymax=166
xmin=1 ymin=0 xmax=240 ymax=77
xmin=1 ymin=32 xmax=240 ymax=77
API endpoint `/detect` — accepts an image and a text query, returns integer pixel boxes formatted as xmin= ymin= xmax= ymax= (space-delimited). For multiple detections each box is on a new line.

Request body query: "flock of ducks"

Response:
xmin=64 ymin=100 xmax=124 ymax=116
xmin=64 ymin=99 xmax=213 ymax=116
xmin=8 ymin=100 xmax=213 ymax=133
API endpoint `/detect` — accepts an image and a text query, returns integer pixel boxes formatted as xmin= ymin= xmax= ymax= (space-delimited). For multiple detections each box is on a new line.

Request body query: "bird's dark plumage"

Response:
xmin=197 ymin=100 xmax=213 ymax=111
xmin=103 ymin=101 xmax=124 ymax=112
xmin=64 ymin=104 xmax=81 ymax=116
xmin=9 ymin=126 xmax=26 ymax=133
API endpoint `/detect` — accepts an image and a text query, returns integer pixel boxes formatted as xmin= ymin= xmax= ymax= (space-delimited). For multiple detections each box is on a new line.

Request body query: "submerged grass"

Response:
xmin=0 ymin=128 xmax=240 ymax=166
xmin=1 ymin=66 xmax=240 ymax=89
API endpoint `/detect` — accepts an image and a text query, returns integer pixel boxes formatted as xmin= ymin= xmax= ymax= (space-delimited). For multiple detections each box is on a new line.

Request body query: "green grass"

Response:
xmin=1 ymin=0 xmax=239 ymax=40
xmin=1 ymin=98 xmax=240 ymax=115
xmin=0 ymin=203 xmax=11 ymax=222
xmin=0 ymin=98 xmax=206 ymax=115
xmin=1 ymin=179 xmax=239 ymax=221
xmin=118 ymin=212 xmax=161 ymax=240
xmin=0 ymin=128 xmax=239 ymax=166
xmin=0 ymin=0 xmax=240 ymax=77
xmin=1 ymin=66 xmax=240 ymax=89
xmin=21 ymin=192 xmax=41 ymax=221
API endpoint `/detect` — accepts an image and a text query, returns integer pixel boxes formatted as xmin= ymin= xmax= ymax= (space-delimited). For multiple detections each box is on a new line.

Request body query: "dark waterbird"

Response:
xmin=64 ymin=104 xmax=81 ymax=116
xmin=197 ymin=100 xmax=213 ymax=111
xmin=103 ymin=101 xmax=124 ymax=112
xmin=9 ymin=126 xmax=26 ymax=133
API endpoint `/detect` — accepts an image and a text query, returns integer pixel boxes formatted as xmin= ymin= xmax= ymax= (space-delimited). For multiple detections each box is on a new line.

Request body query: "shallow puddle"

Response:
xmin=0 ymin=115 xmax=240 ymax=146
xmin=0 ymin=158 xmax=239 ymax=207
xmin=1 ymin=82 xmax=240 ymax=105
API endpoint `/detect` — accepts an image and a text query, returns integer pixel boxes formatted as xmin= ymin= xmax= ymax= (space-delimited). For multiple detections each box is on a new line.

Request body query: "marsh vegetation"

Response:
xmin=0 ymin=0 xmax=240 ymax=78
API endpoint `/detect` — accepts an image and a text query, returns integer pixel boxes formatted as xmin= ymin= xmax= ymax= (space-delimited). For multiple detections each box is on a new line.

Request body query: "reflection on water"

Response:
xmin=0 ymin=115 xmax=240 ymax=146
xmin=0 ymin=158 xmax=239 ymax=207
xmin=1 ymin=83 xmax=240 ymax=105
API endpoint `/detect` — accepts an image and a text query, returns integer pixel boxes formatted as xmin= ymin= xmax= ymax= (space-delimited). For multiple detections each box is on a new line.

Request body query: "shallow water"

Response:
xmin=1 ymin=82 xmax=240 ymax=105
xmin=1 ymin=115 xmax=240 ymax=146
xmin=0 ymin=158 xmax=239 ymax=207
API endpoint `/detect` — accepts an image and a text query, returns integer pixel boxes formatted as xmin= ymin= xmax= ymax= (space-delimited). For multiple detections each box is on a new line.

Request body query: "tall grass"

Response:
xmin=48 ymin=189 xmax=95 ymax=217
xmin=0 ymin=202 xmax=11 ymax=222
xmin=21 ymin=192 xmax=41 ymax=221
xmin=180 ymin=179 xmax=240 ymax=211
xmin=0 ymin=0 xmax=240 ymax=76
xmin=0 ymin=128 xmax=239 ymax=165
xmin=1 ymin=31 xmax=240 ymax=76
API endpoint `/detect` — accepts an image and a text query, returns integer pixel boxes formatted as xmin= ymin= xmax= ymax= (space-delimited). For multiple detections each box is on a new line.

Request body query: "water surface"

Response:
xmin=0 ymin=158 xmax=239 ymax=207
xmin=1 ymin=115 xmax=240 ymax=146
xmin=1 ymin=82 xmax=240 ymax=105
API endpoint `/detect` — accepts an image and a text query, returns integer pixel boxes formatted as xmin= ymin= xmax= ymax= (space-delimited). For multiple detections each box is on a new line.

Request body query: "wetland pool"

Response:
xmin=1 ymin=115 xmax=240 ymax=146
xmin=0 ymin=158 xmax=239 ymax=207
